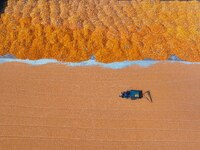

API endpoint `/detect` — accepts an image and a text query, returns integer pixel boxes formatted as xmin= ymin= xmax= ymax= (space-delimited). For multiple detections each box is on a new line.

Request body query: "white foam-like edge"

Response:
xmin=0 ymin=58 xmax=199 ymax=69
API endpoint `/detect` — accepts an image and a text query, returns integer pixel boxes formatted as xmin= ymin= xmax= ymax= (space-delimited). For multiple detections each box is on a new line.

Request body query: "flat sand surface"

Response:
xmin=0 ymin=63 xmax=200 ymax=150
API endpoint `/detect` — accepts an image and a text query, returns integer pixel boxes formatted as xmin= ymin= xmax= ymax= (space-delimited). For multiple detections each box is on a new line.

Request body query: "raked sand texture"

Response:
xmin=0 ymin=0 xmax=200 ymax=62
xmin=0 ymin=63 xmax=200 ymax=149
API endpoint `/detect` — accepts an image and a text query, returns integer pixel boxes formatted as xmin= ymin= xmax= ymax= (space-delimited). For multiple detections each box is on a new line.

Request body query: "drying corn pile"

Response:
xmin=0 ymin=0 xmax=200 ymax=62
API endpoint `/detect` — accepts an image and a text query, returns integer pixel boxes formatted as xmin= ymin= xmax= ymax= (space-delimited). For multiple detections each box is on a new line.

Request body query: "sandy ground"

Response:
xmin=0 ymin=62 xmax=200 ymax=150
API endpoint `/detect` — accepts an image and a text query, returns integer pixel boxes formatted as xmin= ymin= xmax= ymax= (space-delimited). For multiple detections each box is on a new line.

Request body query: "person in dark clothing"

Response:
xmin=0 ymin=0 xmax=8 ymax=14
